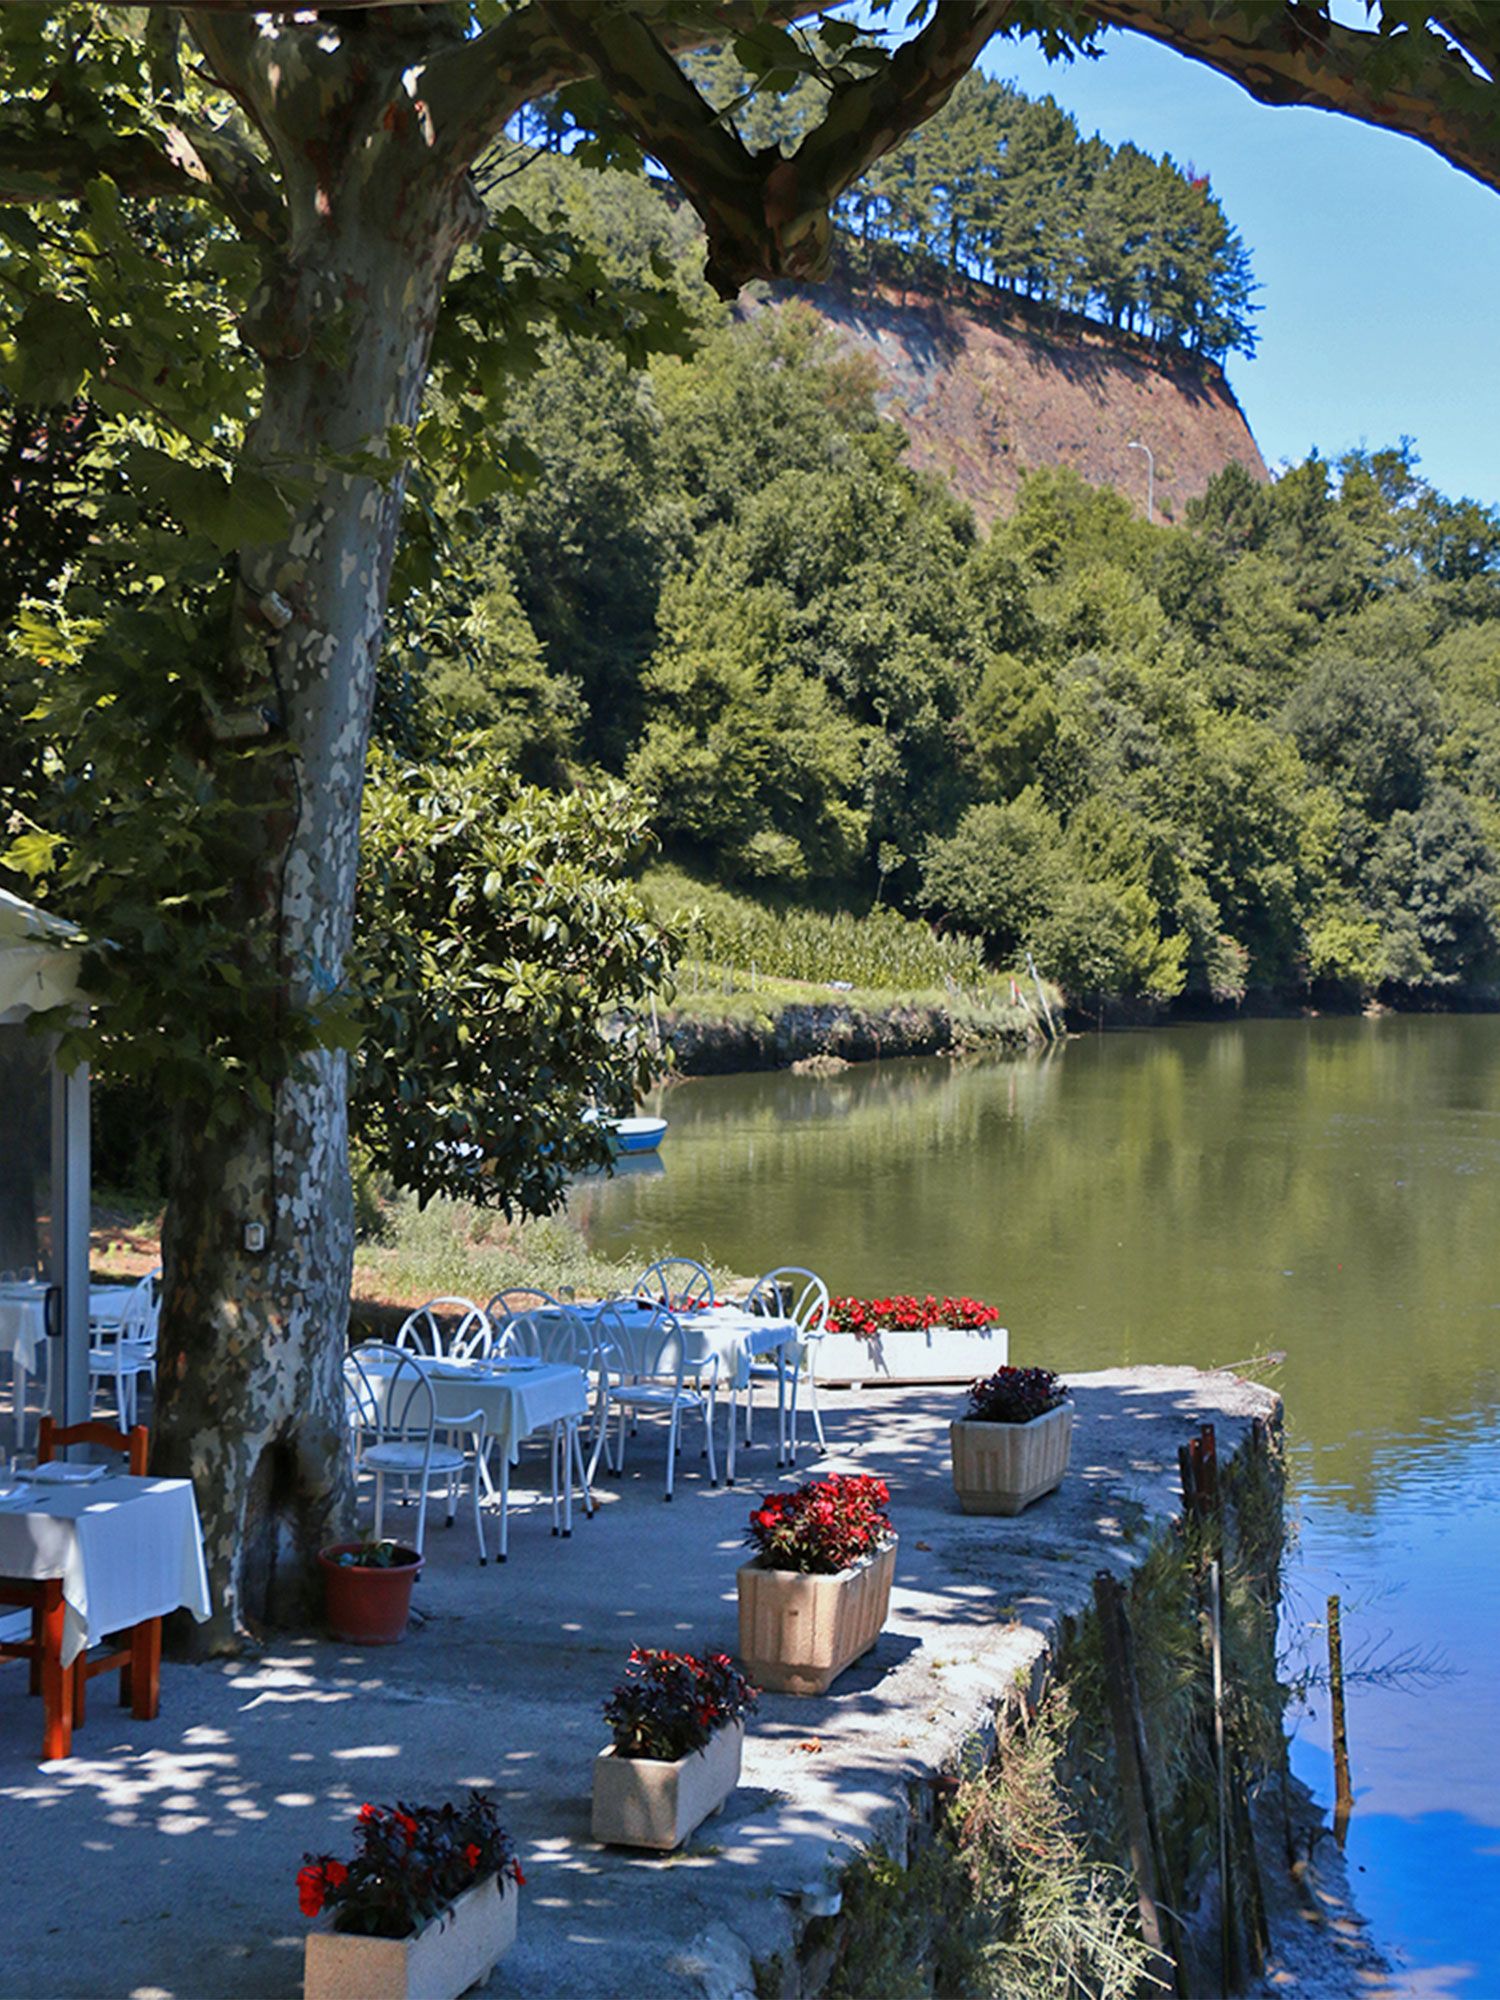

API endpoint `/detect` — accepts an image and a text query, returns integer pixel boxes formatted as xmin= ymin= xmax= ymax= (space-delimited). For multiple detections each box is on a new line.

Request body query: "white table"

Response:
xmin=568 ymin=1301 xmax=801 ymax=1482
xmin=0 ymin=1471 xmax=210 ymax=1760
xmin=0 ymin=1283 xmax=143 ymax=1448
xmin=358 ymin=1356 xmax=590 ymax=1560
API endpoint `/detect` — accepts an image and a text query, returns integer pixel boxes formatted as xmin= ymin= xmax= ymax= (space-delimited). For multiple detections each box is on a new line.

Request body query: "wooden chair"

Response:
xmin=0 ymin=1419 xmax=158 ymax=1757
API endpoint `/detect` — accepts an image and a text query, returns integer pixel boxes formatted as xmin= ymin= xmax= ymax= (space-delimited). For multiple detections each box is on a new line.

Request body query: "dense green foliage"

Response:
xmin=351 ymin=749 xmax=672 ymax=1215
xmin=686 ymin=58 xmax=1257 ymax=359
xmin=389 ymin=156 xmax=1500 ymax=1014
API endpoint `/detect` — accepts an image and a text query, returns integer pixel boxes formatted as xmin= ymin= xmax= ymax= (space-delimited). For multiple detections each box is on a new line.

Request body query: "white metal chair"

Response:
xmin=484 ymin=1289 xmax=563 ymax=1356
xmin=634 ymin=1258 xmax=715 ymax=1312
xmin=343 ymin=1342 xmax=488 ymax=1562
xmin=501 ymin=1306 xmax=605 ymax=1527
xmin=743 ymin=1267 xmax=831 ymax=1458
xmin=595 ymin=1301 xmax=718 ymax=1500
xmin=88 ymin=1267 xmax=160 ymax=1429
xmin=395 ymin=1296 xmax=492 ymax=1359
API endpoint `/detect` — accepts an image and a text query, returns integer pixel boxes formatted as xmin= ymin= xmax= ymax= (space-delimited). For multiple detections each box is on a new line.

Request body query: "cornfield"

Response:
xmin=646 ymin=870 xmax=993 ymax=993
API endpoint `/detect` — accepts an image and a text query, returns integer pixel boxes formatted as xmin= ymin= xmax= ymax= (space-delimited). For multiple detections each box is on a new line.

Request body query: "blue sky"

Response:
xmin=977 ymin=26 xmax=1500 ymax=508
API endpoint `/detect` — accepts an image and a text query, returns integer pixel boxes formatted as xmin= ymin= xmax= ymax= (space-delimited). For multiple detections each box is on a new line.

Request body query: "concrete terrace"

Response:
xmin=0 ymin=1370 xmax=1278 ymax=2000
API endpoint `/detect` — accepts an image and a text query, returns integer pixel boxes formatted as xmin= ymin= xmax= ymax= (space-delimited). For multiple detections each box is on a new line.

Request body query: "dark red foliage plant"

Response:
xmin=298 ymin=1793 xmax=523 ymax=1939
xmin=963 ymin=1366 xmax=1067 ymax=1425
xmin=602 ymin=1647 xmax=758 ymax=1762
xmin=746 ymin=1472 xmax=893 ymax=1575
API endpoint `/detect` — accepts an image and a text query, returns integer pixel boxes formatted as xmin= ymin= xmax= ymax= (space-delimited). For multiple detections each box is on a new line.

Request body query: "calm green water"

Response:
xmin=571 ymin=1017 xmax=1500 ymax=1994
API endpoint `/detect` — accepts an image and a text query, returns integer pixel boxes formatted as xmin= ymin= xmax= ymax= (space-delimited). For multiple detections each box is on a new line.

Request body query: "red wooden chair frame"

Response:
xmin=0 ymin=1419 xmax=159 ymax=1760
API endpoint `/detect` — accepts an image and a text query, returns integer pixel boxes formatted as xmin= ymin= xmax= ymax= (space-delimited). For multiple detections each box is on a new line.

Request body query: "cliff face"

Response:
xmin=760 ymin=278 xmax=1267 ymax=527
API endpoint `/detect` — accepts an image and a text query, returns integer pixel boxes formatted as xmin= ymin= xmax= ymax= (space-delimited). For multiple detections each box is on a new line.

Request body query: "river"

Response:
xmin=569 ymin=1015 xmax=1500 ymax=1996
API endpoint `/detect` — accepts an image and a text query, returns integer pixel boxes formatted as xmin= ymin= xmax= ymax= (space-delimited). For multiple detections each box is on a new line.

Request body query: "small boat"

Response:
xmin=583 ymin=1107 xmax=668 ymax=1157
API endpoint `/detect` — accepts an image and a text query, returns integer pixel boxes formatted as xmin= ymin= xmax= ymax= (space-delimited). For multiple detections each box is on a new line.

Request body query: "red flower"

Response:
xmin=297 ymin=1864 xmax=327 ymax=1917
xmin=513 ymin=1864 xmax=527 ymax=1888
xmin=464 ymin=1842 xmax=482 ymax=1869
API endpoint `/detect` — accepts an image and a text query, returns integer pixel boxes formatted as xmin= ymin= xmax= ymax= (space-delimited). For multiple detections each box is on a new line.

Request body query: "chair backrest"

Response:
xmin=595 ymin=1300 xmax=707 ymax=1388
xmin=118 ymin=1267 xmax=162 ymax=1351
xmin=395 ymin=1296 xmax=491 ymax=1360
xmin=746 ymin=1267 xmax=830 ymax=1339
xmin=501 ymin=1306 xmax=598 ymax=1369
xmin=38 ymin=1416 xmax=149 ymax=1476
xmin=634 ymin=1258 xmax=715 ymax=1312
xmin=484 ymin=1288 xmax=563 ymax=1355
xmin=343 ymin=1343 xmax=438 ymax=1450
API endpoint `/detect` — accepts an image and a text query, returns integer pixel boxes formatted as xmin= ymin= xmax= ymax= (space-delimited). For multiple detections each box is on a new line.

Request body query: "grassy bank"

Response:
xmin=350 ymin=1191 xmax=744 ymax=1316
xmin=642 ymin=867 xmax=1053 ymax=1071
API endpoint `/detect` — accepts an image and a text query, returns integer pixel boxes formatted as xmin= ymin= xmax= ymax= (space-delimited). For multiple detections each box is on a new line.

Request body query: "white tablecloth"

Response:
xmin=361 ymin=1357 xmax=589 ymax=1463
xmin=570 ymin=1301 xmax=798 ymax=1387
xmin=0 ymin=1283 xmax=148 ymax=1371
xmin=0 ymin=1474 xmax=211 ymax=1667
xmin=0 ymin=1286 xmax=47 ymax=1372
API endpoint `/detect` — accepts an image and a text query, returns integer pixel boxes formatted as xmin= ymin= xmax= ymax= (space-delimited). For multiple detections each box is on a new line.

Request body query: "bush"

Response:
xmin=964 ymin=1366 xmax=1067 ymax=1425
xmin=747 ymin=1473 xmax=892 ymax=1575
xmin=603 ymin=1647 xmax=757 ymax=1762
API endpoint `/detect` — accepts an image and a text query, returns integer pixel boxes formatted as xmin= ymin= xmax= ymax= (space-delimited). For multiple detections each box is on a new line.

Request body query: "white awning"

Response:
xmin=0 ymin=886 xmax=87 ymax=1020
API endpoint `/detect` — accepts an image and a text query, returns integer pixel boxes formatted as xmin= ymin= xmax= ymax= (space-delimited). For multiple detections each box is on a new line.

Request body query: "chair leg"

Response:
xmin=573 ymin=1420 xmax=594 ymax=1518
xmin=497 ymin=1453 xmax=511 ymax=1561
xmin=704 ymin=1390 xmax=718 ymax=1488
xmin=665 ymin=1405 xmax=677 ymax=1501
xmin=808 ymin=1372 xmax=827 ymax=1452
xmin=413 ymin=1479 xmax=430 ymax=1557
xmin=472 ymin=1457 xmax=486 ymax=1566
xmin=39 ymin=1581 xmax=72 ymax=1763
xmin=374 ymin=1470 xmax=386 ymax=1542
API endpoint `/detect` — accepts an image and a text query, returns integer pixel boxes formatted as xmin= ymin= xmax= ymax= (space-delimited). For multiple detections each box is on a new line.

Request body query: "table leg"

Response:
xmin=38 ymin=1580 xmax=73 ymax=1763
xmin=776 ymin=1346 xmax=789 ymax=1466
xmin=130 ymin=1617 xmax=162 ymax=1720
xmin=497 ymin=1453 xmax=510 ymax=1562
xmin=727 ymin=1385 xmax=738 ymax=1485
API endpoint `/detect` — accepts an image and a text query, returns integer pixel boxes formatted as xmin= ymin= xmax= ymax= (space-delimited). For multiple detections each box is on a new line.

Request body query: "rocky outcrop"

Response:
xmin=752 ymin=274 xmax=1266 ymax=527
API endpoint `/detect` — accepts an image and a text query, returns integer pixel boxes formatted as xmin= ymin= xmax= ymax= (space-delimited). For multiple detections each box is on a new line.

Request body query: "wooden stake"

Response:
xmin=1327 ymin=1593 xmax=1354 ymax=1845
xmin=1093 ymin=1573 xmax=1188 ymax=1998
xmin=1209 ymin=1558 xmax=1242 ymax=1994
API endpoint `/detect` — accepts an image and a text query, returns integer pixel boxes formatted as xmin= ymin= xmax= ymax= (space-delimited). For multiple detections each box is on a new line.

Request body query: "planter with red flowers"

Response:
xmin=591 ymin=1647 xmax=758 ymax=1850
xmin=737 ymin=1474 xmax=897 ymax=1695
xmin=950 ymin=1366 xmax=1073 ymax=1516
xmin=817 ymin=1295 xmax=1009 ymax=1388
xmin=300 ymin=1794 xmax=523 ymax=2000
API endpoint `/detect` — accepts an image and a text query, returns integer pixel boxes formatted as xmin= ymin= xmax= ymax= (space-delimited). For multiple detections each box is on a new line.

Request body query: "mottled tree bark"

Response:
xmin=154 ymin=15 xmax=488 ymax=1647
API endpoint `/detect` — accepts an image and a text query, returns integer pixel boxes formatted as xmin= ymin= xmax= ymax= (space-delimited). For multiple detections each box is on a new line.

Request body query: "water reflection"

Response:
xmin=572 ymin=1015 xmax=1500 ymax=1989
xmin=574 ymin=1018 xmax=1500 ymax=1509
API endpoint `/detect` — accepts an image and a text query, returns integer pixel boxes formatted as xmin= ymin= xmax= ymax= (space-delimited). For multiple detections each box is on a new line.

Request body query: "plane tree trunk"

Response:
xmin=153 ymin=21 xmax=487 ymax=1648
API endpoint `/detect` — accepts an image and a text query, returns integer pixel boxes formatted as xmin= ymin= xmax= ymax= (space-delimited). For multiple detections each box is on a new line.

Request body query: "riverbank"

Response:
xmin=658 ymin=980 xmax=1043 ymax=1075
xmin=0 ymin=1366 xmax=1363 ymax=2000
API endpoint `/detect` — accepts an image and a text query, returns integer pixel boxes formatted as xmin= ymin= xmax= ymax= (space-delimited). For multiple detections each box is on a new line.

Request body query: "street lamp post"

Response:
xmin=1127 ymin=439 xmax=1154 ymax=524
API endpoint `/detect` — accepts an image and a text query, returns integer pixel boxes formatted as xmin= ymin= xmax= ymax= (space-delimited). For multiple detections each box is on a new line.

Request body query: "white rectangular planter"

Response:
xmin=816 ymin=1324 xmax=1009 ymax=1387
xmin=737 ymin=1537 xmax=897 ymax=1695
xmin=591 ymin=1719 xmax=745 ymax=1850
xmin=950 ymin=1401 xmax=1074 ymax=1515
xmin=304 ymin=1873 xmax=518 ymax=2000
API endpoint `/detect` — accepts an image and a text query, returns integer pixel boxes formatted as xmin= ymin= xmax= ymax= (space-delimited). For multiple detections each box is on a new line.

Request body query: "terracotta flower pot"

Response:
xmin=319 ymin=1543 xmax=423 ymax=1645
xmin=591 ymin=1719 xmax=745 ymax=1850
xmin=737 ymin=1537 xmax=897 ymax=1695
xmin=949 ymin=1401 xmax=1074 ymax=1515
xmin=304 ymin=1871 xmax=517 ymax=2000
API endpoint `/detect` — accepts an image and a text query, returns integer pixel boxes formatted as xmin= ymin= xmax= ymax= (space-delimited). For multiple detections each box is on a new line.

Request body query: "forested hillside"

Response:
xmin=368 ymin=148 xmax=1500 ymax=1014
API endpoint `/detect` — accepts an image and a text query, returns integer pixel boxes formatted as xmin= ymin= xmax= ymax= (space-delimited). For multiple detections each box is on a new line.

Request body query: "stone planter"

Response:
xmin=737 ymin=1537 xmax=897 ymax=1695
xmin=303 ymin=1872 xmax=518 ymax=2000
xmin=591 ymin=1719 xmax=745 ymax=1850
xmin=950 ymin=1401 xmax=1074 ymax=1515
xmin=816 ymin=1324 xmax=1009 ymax=1387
